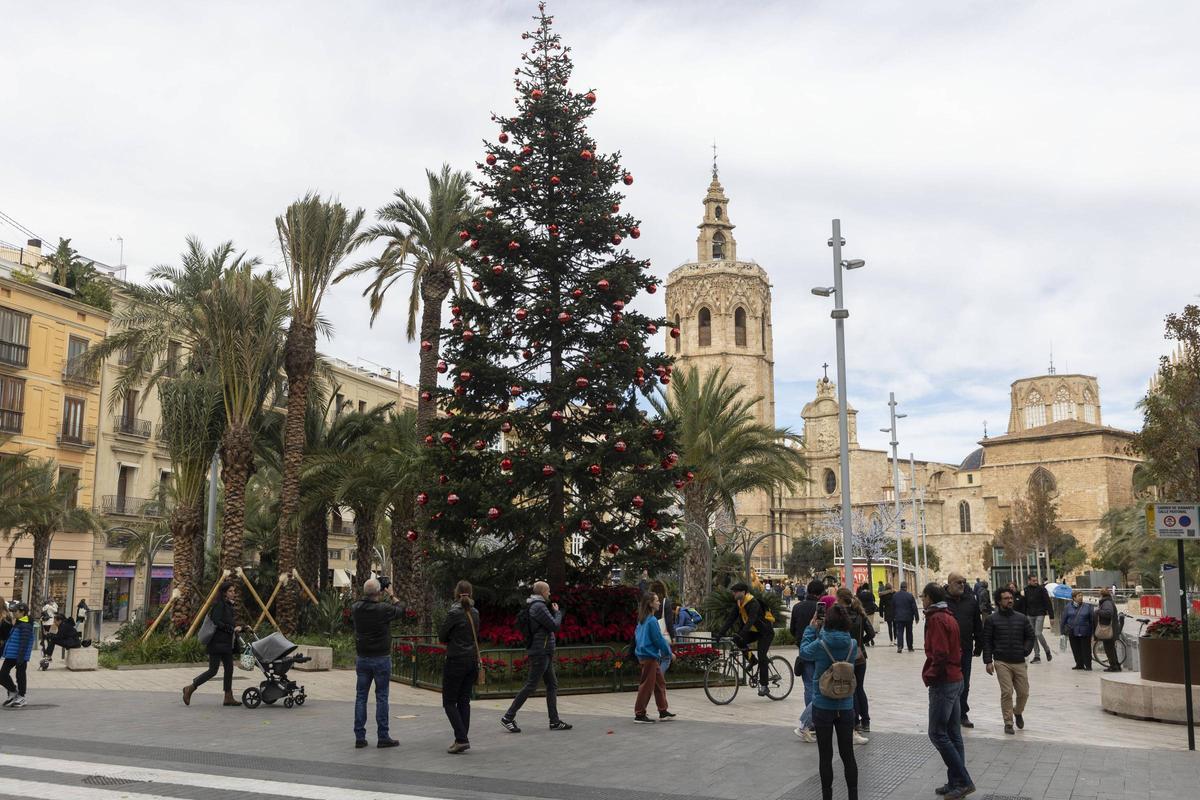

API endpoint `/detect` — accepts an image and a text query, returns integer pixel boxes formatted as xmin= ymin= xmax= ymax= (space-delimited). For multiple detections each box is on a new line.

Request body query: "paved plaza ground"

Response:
xmin=2 ymin=627 xmax=1197 ymax=800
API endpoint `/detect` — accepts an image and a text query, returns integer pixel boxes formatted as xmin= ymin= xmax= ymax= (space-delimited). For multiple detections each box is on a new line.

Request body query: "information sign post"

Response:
xmin=1147 ymin=500 xmax=1198 ymax=751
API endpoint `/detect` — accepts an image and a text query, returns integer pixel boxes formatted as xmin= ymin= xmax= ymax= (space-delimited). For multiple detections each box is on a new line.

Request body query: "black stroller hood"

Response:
xmin=251 ymin=632 xmax=299 ymax=663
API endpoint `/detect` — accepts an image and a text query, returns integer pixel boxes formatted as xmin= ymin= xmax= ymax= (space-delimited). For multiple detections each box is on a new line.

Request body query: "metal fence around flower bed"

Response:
xmin=391 ymin=635 xmax=721 ymax=698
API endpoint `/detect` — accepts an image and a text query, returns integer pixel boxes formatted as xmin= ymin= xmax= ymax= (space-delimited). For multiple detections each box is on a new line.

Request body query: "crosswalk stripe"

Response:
xmin=0 ymin=777 xmax=183 ymax=800
xmin=0 ymin=754 xmax=447 ymax=800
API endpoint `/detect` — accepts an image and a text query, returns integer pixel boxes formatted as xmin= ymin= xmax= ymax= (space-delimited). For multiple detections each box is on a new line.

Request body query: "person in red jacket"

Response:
xmin=921 ymin=582 xmax=974 ymax=800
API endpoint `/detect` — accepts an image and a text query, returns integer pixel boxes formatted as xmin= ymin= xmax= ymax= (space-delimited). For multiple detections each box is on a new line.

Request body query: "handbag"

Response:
xmin=794 ymin=655 xmax=805 ymax=677
xmin=238 ymin=640 xmax=255 ymax=671
xmin=465 ymin=605 xmax=486 ymax=686
xmin=1095 ymin=622 xmax=1114 ymax=641
xmin=197 ymin=612 xmax=216 ymax=647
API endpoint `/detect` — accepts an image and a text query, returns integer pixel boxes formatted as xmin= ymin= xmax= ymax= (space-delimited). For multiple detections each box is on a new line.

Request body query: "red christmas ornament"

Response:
xmin=522 ymin=349 xmax=532 ymax=360
xmin=670 ymin=327 xmax=681 ymax=339
xmin=452 ymin=305 xmax=461 ymax=317
xmin=515 ymin=307 xmax=528 ymax=321
xmin=661 ymin=376 xmax=670 ymax=385
xmin=645 ymin=323 xmax=657 ymax=335
xmin=623 ymin=173 xmax=634 ymax=185
xmin=474 ymin=440 xmax=486 ymax=451
xmin=511 ymin=165 xmax=522 ymax=175
xmin=618 ymin=339 xmax=629 ymax=351
xmin=655 ymin=365 xmax=667 ymax=378
xmin=405 ymin=529 xmax=419 ymax=542
xmin=674 ymin=479 xmax=686 ymax=489
xmin=439 ymin=474 xmax=449 ymax=484
xmin=548 ymin=224 xmax=560 ymax=238
xmin=686 ymin=470 xmax=695 ymax=481
xmin=636 ymin=367 xmax=645 ymax=378
xmin=510 ymin=385 xmax=523 ymax=397
xmin=604 ymin=401 xmax=617 ymax=412
xmin=458 ymin=230 xmax=470 ymax=241
xmin=453 ymin=385 xmax=465 ymax=397
xmin=493 ymin=264 xmax=506 ymax=276
xmin=611 ymin=203 xmax=620 ymax=213
xmin=589 ymin=464 xmax=602 ymax=476
xmin=499 ymin=132 xmax=509 ymax=143
xmin=471 ymin=279 xmax=483 ymax=292
xmin=521 ymin=145 xmax=532 ymax=156
xmin=550 ymin=175 xmax=561 ymax=186
xmin=580 ymin=519 xmax=593 ymax=532
xmin=611 ymin=312 xmax=623 ymax=324
xmin=462 ymin=330 xmax=475 ymax=342
xmin=447 ymin=493 xmax=460 ymax=505
xmin=500 ymin=457 xmax=513 ymax=471
xmin=652 ymin=428 xmax=665 ymax=441
xmin=469 ymin=239 xmax=479 ymax=250
xmin=487 ymin=507 xmax=501 ymax=520
xmin=507 ymin=241 xmax=520 ymax=251
xmin=607 ymin=543 xmax=620 ymax=555
xmin=459 ymin=370 xmax=472 ymax=382
xmin=571 ymin=287 xmax=583 ymax=299
xmin=575 ymin=377 xmax=589 ymax=389
xmin=416 ymin=492 xmax=429 ymax=506
xmin=485 ymin=209 xmax=494 ymax=219
xmin=668 ymin=452 xmax=680 ymax=465
xmin=632 ymin=495 xmax=644 ymax=508
xmin=597 ymin=278 xmax=610 ymax=291
xmin=551 ymin=410 xmax=564 ymax=422
xmin=420 ymin=391 xmax=432 ymax=402
xmin=500 ymin=421 xmax=513 ymax=433
xmin=557 ymin=311 xmax=572 ymax=324
xmin=646 ymin=283 xmax=657 ymax=294
xmin=630 ymin=227 xmax=641 ymax=239
xmin=542 ymin=464 xmax=556 ymax=477
xmin=647 ymin=518 xmax=660 ymax=530
xmin=420 ymin=340 xmax=433 ymax=352
xmin=611 ymin=234 xmax=622 ymax=245
xmin=485 ymin=154 xmax=497 ymax=166
xmin=530 ymin=88 xmax=543 ymax=99
xmin=440 ymin=431 xmax=453 ymax=444
xmin=580 ymin=149 xmax=592 ymax=161
xmin=423 ymin=434 xmax=435 ymax=446
xmin=612 ymin=299 xmax=626 ymax=311
xmin=614 ymin=440 xmax=627 ymax=453
xmin=437 ymin=360 xmax=448 ymax=373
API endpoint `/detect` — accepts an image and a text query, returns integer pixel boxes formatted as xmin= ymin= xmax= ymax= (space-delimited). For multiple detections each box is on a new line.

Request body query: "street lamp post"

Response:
xmin=881 ymin=393 xmax=907 ymax=590
xmin=812 ymin=219 xmax=865 ymax=589
xmin=909 ymin=452 xmax=922 ymax=591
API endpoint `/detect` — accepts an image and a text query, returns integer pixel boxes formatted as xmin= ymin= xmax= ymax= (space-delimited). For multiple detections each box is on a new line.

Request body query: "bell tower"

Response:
xmin=696 ymin=165 xmax=737 ymax=263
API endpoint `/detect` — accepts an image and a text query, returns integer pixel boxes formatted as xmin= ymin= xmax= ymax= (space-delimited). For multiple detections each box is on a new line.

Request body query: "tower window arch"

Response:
xmin=1082 ymin=389 xmax=1097 ymax=423
xmin=714 ymin=205 xmax=723 ymax=220
xmin=958 ymin=500 xmax=971 ymax=533
xmin=1052 ymin=387 xmax=1074 ymax=422
xmin=1029 ymin=466 xmax=1057 ymax=495
xmin=734 ymin=307 xmax=747 ymax=347
xmin=673 ymin=315 xmax=681 ymax=353
xmin=698 ymin=307 xmax=711 ymax=347
xmin=711 ymin=232 xmax=725 ymax=260
xmin=1024 ymin=390 xmax=1046 ymax=428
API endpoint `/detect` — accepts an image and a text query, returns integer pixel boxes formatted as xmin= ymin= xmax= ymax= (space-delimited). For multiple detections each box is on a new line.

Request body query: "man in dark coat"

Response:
xmin=789 ymin=578 xmax=825 ymax=734
xmin=878 ymin=583 xmax=896 ymax=642
xmin=502 ymin=581 xmax=573 ymax=732
xmin=945 ymin=572 xmax=983 ymax=728
xmin=1022 ymin=575 xmax=1054 ymax=663
xmin=982 ymin=585 xmax=1035 ymax=734
xmin=892 ymin=582 xmax=919 ymax=653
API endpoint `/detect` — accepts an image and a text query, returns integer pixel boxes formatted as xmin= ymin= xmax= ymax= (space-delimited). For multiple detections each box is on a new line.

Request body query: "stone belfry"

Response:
xmin=664 ymin=163 xmax=777 ymax=535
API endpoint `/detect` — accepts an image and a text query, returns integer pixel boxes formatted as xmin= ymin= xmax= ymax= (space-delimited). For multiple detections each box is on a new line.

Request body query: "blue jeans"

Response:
xmin=928 ymin=681 xmax=972 ymax=789
xmin=799 ymin=659 xmax=816 ymax=729
xmin=354 ymin=655 xmax=392 ymax=742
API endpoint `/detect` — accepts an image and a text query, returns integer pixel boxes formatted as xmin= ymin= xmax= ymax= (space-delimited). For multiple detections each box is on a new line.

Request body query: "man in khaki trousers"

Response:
xmin=981 ymin=586 xmax=1036 ymax=734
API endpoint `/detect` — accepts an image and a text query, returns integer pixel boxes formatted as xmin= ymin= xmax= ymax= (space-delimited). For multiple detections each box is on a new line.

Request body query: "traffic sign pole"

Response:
xmin=1179 ymin=536 xmax=1194 ymax=752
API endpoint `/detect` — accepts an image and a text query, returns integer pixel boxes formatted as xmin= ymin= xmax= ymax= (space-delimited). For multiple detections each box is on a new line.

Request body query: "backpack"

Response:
xmin=818 ymin=637 xmax=858 ymax=700
xmin=686 ymin=607 xmax=703 ymax=625
xmin=515 ymin=607 xmax=535 ymax=649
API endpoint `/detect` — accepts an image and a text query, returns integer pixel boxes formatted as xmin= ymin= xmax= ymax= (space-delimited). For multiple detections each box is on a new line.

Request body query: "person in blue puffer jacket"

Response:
xmin=632 ymin=591 xmax=674 ymax=724
xmin=801 ymin=604 xmax=859 ymax=800
xmin=1060 ymin=591 xmax=1096 ymax=671
xmin=1 ymin=601 xmax=34 ymax=707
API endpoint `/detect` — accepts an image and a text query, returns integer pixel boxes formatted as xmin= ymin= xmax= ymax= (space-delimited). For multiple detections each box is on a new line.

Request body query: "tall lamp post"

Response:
xmin=881 ymin=393 xmax=906 ymax=590
xmin=909 ymin=452 xmax=923 ymax=591
xmin=812 ymin=219 xmax=866 ymax=588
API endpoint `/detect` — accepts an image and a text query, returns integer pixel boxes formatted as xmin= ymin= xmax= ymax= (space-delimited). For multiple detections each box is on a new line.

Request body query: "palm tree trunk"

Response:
xmin=218 ymin=422 xmax=255 ymax=579
xmin=353 ymin=507 xmax=376 ymax=593
xmin=275 ymin=320 xmax=315 ymax=634
xmin=31 ymin=528 xmax=51 ymax=612
xmin=298 ymin=509 xmax=327 ymax=596
xmin=682 ymin=496 xmax=711 ymax=607
xmin=170 ymin=502 xmax=203 ymax=630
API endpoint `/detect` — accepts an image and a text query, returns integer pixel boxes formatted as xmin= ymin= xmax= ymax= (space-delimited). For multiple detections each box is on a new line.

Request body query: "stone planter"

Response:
xmin=1138 ymin=637 xmax=1200 ymax=684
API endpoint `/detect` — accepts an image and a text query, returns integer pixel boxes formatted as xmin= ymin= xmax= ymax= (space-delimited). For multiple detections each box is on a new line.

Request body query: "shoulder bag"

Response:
xmin=465 ymin=607 xmax=486 ymax=686
xmin=197 ymin=609 xmax=216 ymax=647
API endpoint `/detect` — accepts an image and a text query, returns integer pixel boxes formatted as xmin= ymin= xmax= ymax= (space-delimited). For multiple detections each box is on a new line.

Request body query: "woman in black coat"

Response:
xmin=182 ymin=581 xmax=243 ymax=707
xmin=438 ymin=580 xmax=482 ymax=754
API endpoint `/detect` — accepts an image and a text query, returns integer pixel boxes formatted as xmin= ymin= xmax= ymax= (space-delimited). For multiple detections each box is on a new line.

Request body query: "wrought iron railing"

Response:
xmin=0 ymin=340 xmax=28 ymax=368
xmin=114 ymin=415 xmax=152 ymax=438
xmin=62 ymin=357 xmax=97 ymax=385
xmin=101 ymin=495 xmax=164 ymax=517
xmin=57 ymin=425 xmax=96 ymax=448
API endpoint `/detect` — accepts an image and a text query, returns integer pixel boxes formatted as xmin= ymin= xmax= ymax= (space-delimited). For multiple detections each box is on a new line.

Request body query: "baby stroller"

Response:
xmin=239 ymin=630 xmax=310 ymax=709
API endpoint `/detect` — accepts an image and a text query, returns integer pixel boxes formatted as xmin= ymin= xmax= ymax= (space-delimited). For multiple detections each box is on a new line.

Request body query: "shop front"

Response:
xmin=12 ymin=558 xmax=78 ymax=612
xmin=104 ymin=564 xmax=134 ymax=623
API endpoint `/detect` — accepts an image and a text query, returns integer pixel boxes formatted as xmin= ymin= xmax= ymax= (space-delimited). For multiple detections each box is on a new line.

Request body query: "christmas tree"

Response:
xmin=420 ymin=3 xmax=687 ymax=588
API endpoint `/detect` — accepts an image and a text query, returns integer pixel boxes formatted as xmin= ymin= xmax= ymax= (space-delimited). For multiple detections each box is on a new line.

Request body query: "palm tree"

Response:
xmin=273 ymin=194 xmax=365 ymax=633
xmin=0 ymin=439 xmax=63 ymax=530
xmin=112 ymin=519 xmax=173 ymax=622
xmin=3 ymin=462 xmax=100 ymax=610
xmin=361 ymin=409 xmax=422 ymax=609
xmin=196 ymin=263 xmax=288 ymax=576
xmin=335 ymin=164 xmax=477 ymax=439
xmin=649 ymin=366 xmax=807 ymax=605
xmin=157 ymin=374 xmax=224 ymax=627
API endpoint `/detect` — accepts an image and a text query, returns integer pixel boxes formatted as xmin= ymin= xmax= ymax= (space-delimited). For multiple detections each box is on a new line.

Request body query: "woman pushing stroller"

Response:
xmin=182 ymin=581 xmax=244 ymax=707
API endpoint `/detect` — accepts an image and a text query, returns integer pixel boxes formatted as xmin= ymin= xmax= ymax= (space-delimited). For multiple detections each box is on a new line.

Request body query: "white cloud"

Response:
xmin=1 ymin=0 xmax=1196 ymax=463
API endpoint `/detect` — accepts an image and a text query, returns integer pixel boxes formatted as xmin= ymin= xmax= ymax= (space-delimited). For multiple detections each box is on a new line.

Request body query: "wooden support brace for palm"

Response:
xmin=184 ymin=570 xmax=232 ymax=639
xmin=140 ymin=588 xmax=179 ymax=644
xmin=237 ymin=567 xmax=279 ymax=633
xmin=254 ymin=574 xmax=287 ymax=629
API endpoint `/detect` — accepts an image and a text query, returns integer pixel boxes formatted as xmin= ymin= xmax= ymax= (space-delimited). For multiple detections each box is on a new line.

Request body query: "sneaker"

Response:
xmin=1004 ymin=724 xmax=1015 ymax=735
xmin=946 ymin=784 xmax=976 ymax=799
xmin=803 ymin=729 xmax=817 ymax=743
xmin=852 ymin=731 xmax=869 ymax=745
xmin=856 ymin=723 xmax=871 ymax=734
xmin=1045 ymin=651 xmax=1052 ymax=662
xmin=548 ymin=720 xmax=573 ymax=731
xmin=960 ymin=716 xmax=974 ymax=729
xmin=9 ymin=696 xmax=26 ymax=708
xmin=757 ymin=685 xmax=769 ymax=697
xmin=447 ymin=742 xmax=470 ymax=754
xmin=658 ymin=710 xmax=676 ymax=721
xmin=935 ymin=784 xmax=953 ymax=795
xmin=500 ymin=717 xmax=521 ymax=733
xmin=354 ymin=740 xmax=368 ymax=749
xmin=634 ymin=714 xmax=656 ymax=724
xmin=377 ymin=738 xmax=399 ymax=748
xmin=1031 ymin=656 xmax=1041 ymax=664
xmin=2 ymin=691 xmax=14 ymax=707
xmin=1015 ymin=713 xmax=1024 ymax=729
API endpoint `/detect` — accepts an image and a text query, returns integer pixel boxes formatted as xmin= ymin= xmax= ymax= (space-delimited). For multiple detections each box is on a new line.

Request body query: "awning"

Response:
xmin=106 ymin=564 xmax=135 ymax=579
xmin=150 ymin=566 xmax=173 ymax=579
xmin=332 ymin=569 xmax=352 ymax=588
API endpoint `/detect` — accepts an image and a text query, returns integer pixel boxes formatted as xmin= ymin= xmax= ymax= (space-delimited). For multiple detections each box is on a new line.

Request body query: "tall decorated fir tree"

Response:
xmin=420 ymin=4 xmax=688 ymax=588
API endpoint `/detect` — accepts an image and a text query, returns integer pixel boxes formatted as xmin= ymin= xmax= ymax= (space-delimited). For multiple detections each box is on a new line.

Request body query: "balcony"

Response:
xmin=113 ymin=415 xmax=152 ymax=439
xmin=0 ymin=340 xmax=28 ymax=369
xmin=0 ymin=409 xmax=22 ymax=434
xmin=57 ymin=425 xmax=96 ymax=449
xmin=62 ymin=356 xmax=98 ymax=386
xmin=101 ymin=495 xmax=165 ymax=517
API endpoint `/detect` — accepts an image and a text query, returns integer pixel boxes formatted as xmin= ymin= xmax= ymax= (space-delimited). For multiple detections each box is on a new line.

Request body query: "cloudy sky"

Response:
xmin=3 ymin=1 xmax=1197 ymax=464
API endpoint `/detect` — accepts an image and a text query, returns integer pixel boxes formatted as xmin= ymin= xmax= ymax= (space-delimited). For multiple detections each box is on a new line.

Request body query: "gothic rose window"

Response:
xmin=823 ymin=468 xmax=837 ymax=495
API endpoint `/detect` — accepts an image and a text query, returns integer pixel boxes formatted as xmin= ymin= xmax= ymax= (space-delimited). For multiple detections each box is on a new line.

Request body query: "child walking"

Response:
xmin=633 ymin=591 xmax=674 ymax=724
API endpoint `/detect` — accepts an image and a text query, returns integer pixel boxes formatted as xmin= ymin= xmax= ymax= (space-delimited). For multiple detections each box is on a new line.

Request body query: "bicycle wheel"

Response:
xmin=765 ymin=656 xmax=794 ymax=701
xmin=704 ymin=658 xmax=740 ymax=705
xmin=1092 ymin=639 xmax=1112 ymax=668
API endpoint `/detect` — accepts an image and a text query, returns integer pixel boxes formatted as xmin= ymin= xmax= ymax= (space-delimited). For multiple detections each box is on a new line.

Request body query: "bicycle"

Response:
xmin=703 ymin=639 xmax=794 ymax=704
xmin=1092 ymin=615 xmax=1149 ymax=669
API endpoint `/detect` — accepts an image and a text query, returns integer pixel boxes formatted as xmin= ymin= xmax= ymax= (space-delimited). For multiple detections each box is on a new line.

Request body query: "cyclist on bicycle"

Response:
xmin=715 ymin=582 xmax=775 ymax=695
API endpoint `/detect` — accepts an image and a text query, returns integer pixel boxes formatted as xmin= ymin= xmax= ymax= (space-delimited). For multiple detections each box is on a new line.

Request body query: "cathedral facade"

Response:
xmin=664 ymin=175 xmax=1141 ymax=582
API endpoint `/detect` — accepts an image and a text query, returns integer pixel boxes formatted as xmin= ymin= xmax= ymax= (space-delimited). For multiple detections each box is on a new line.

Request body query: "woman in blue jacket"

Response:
xmin=632 ymin=591 xmax=674 ymax=724
xmin=800 ymin=604 xmax=859 ymax=800
xmin=1 ymin=601 xmax=34 ymax=707
xmin=1060 ymin=591 xmax=1095 ymax=671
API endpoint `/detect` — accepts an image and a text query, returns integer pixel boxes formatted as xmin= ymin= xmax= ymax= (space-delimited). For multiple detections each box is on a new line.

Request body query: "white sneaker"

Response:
xmin=853 ymin=730 xmax=869 ymax=745
xmin=10 ymin=695 xmax=26 ymax=708
xmin=803 ymin=729 xmax=818 ymax=743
